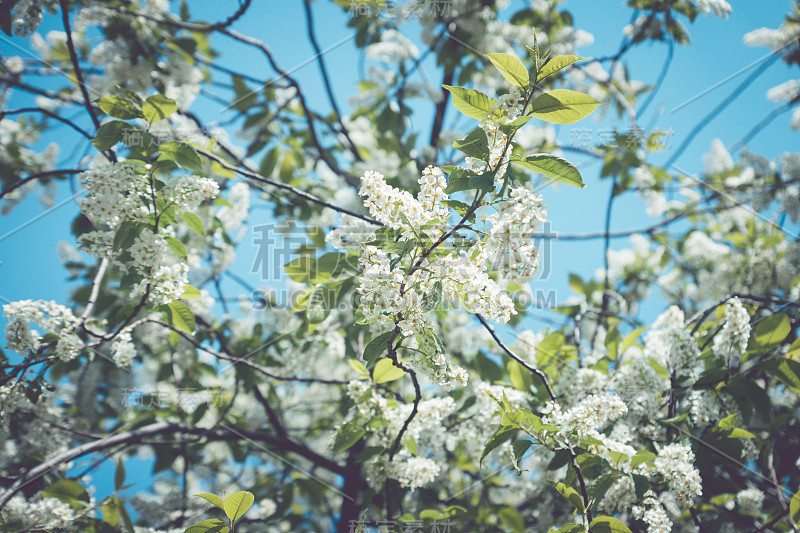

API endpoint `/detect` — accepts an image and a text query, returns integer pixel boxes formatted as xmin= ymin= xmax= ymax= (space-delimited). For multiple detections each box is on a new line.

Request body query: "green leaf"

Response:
xmin=752 ymin=312 xmax=790 ymax=349
xmin=445 ymin=168 xmax=479 ymax=194
xmin=453 ymin=127 xmax=490 ymax=159
xmin=373 ymin=358 xmax=405 ymax=384
xmin=279 ymin=150 xmax=298 ymax=181
xmin=549 ymin=525 xmax=585 ymax=533
xmin=185 ymin=518 xmax=229 ymax=533
xmin=349 ymin=360 xmax=368 ymax=376
xmin=632 ymin=474 xmax=650 ymax=499
xmin=421 ymin=281 xmax=443 ymax=313
xmin=224 ymin=491 xmax=254 ymax=523
xmin=442 ymin=85 xmax=491 ymax=120
xmin=41 ymin=480 xmax=90 ymax=509
xmin=406 ymin=435 xmax=418 ymax=455
xmin=790 ymin=488 xmax=800 ymax=526
xmin=480 ymin=426 xmax=517 ymax=467
xmin=769 ymin=358 xmax=800 ymax=394
xmin=306 ymin=284 xmax=331 ymax=324
xmin=114 ymin=460 xmax=125 ymax=491
xmin=102 ymin=498 xmax=122 ymax=526
xmin=469 ymin=172 xmax=495 ymax=192
xmin=621 ymin=326 xmax=648 ymax=356
xmin=589 ymin=516 xmax=632 ymax=533
xmin=717 ymin=413 xmax=737 ymax=430
xmin=630 ymin=449 xmax=656 ymax=469
xmin=554 ymin=482 xmax=585 ymax=513
xmin=605 ymin=325 xmax=621 ymax=360
xmin=511 ymin=440 xmax=532 ymax=466
xmin=537 ymin=55 xmax=587 ymax=81
xmin=260 ymin=146 xmax=280 ymax=176
xmin=485 ymin=52 xmax=530 ymax=87
xmin=92 ymin=120 xmax=128 ymax=150
xmin=157 ymin=141 xmax=203 ymax=172
xmin=168 ymin=300 xmax=195 ymax=333
xmin=498 ymin=507 xmax=525 ymax=533
xmin=333 ymin=419 xmax=366 ymax=453
xmin=231 ymin=75 xmax=258 ymax=111
xmin=97 ymin=95 xmax=143 ymax=119
xmin=588 ymin=474 xmax=618 ymax=505
xmin=530 ymin=89 xmax=601 ymax=124
xmin=113 ymin=221 xmax=144 ymax=252
xmin=142 ymin=94 xmax=177 ymax=124
xmin=180 ymin=284 xmax=201 ymax=299
xmin=166 ymin=236 xmax=187 ymax=258
xmin=194 ymin=493 xmax=225 ymax=510
xmin=728 ymin=427 xmax=756 ymax=439
xmin=511 ymin=154 xmax=584 ymax=188
xmin=364 ymin=331 xmax=394 ymax=368
xmin=182 ymin=212 xmax=206 ymax=235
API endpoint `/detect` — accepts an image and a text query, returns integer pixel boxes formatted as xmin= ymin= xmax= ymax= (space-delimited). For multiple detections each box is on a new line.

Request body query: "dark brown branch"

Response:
xmin=476 ymin=314 xmax=590 ymax=520
xmin=59 ymin=0 xmax=100 ymax=132
xmin=104 ymin=0 xmax=252 ymax=33
xmin=303 ymin=0 xmax=362 ymax=162
xmin=0 ymin=108 xmax=93 ymax=139
xmin=220 ymin=28 xmax=360 ymax=187
xmin=0 ymin=420 xmax=350 ymax=510
xmin=0 ymin=169 xmax=83 ymax=200
xmin=198 ymin=148 xmax=380 ymax=225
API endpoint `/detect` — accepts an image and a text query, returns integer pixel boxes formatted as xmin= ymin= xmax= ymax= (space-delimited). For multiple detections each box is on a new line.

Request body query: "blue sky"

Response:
xmin=1 ymin=0 xmax=797 ymax=318
xmin=1 ymin=0 xmax=798 ymax=510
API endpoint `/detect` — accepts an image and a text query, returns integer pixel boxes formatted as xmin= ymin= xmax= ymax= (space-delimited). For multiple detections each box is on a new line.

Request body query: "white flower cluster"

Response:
xmin=703 ymin=138 xmax=735 ymax=175
xmin=632 ymin=491 xmax=673 ymax=533
xmin=79 ymin=164 xmax=150 ymax=228
xmin=543 ymin=392 xmax=628 ymax=441
xmin=216 ymin=182 xmax=250 ymax=232
xmin=365 ymin=29 xmax=419 ymax=63
xmin=355 ymin=164 xmax=531 ymax=386
xmin=744 ymin=22 xmax=800 ymax=51
xmin=694 ymin=0 xmax=732 ymax=18
xmin=484 ymin=186 xmax=548 ymax=283
xmin=736 ymin=487 xmax=764 ymax=514
xmin=688 ymin=390 xmax=720 ymax=427
xmin=358 ymin=167 xmax=449 ymax=236
xmin=381 ymin=396 xmax=456 ymax=448
xmin=0 ymin=383 xmax=68 ymax=469
xmin=644 ymin=306 xmax=700 ymax=375
xmin=384 ymin=453 xmax=441 ymax=490
xmin=78 ymin=163 xmax=218 ymax=305
xmin=613 ymin=349 xmax=668 ymax=423
xmin=653 ymin=443 xmax=703 ymax=508
xmin=162 ymin=175 xmax=221 ymax=214
xmin=3 ymin=300 xmax=82 ymax=361
xmin=712 ymin=297 xmax=750 ymax=365
xmin=0 ymin=495 xmax=76 ymax=530
xmin=111 ymin=331 xmax=137 ymax=368
xmin=10 ymin=0 xmax=56 ymax=36
xmin=464 ymin=122 xmax=512 ymax=183
xmin=599 ymin=476 xmax=637 ymax=513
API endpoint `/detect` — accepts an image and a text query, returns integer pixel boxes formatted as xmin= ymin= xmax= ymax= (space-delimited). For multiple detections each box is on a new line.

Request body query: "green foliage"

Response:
xmin=511 ymin=153 xmax=585 ymax=188
xmin=442 ymin=85 xmax=492 ymax=120
xmin=529 ymin=89 xmax=602 ymax=124
xmin=485 ymin=52 xmax=530 ymax=87
xmin=187 ymin=490 xmax=254 ymax=533
xmin=157 ymin=141 xmax=204 ymax=172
